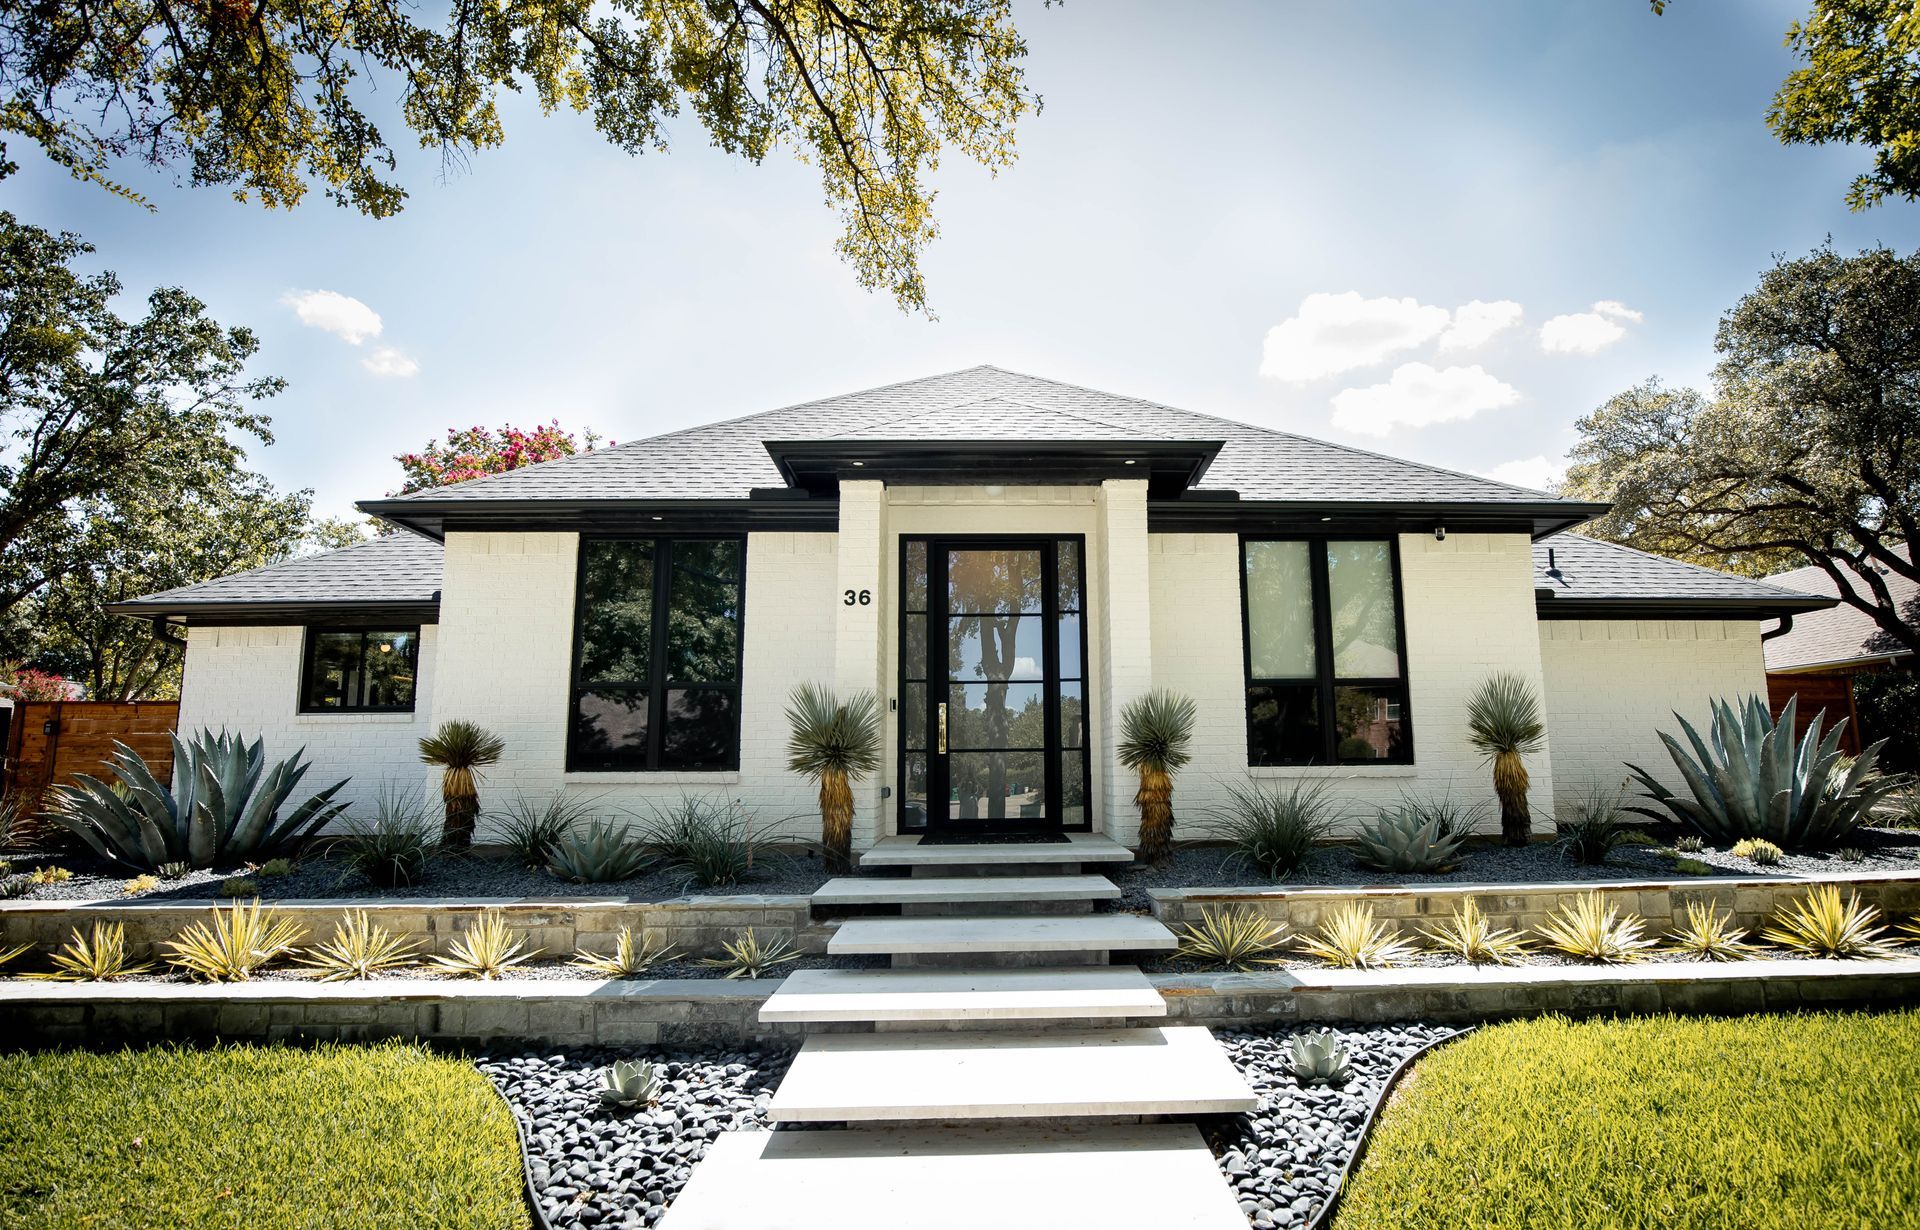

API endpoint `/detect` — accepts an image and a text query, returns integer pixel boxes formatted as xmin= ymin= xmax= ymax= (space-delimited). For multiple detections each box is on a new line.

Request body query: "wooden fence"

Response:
xmin=2 ymin=701 xmax=180 ymax=814
xmin=1765 ymin=672 xmax=1862 ymax=755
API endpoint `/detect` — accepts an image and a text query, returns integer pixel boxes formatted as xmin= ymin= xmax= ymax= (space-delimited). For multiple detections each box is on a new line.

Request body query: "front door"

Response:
xmin=899 ymin=537 xmax=1090 ymax=835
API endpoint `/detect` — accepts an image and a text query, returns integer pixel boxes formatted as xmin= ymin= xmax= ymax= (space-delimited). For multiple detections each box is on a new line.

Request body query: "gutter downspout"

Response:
xmin=150 ymin=616 xmax=189 ymax=651
xmin=1762 ymin=613 xmax=1794 ymax=642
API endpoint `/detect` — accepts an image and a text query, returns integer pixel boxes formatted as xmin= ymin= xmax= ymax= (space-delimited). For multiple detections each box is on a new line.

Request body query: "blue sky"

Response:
xmin=8 ymin=0 xmax=1918 ymax=519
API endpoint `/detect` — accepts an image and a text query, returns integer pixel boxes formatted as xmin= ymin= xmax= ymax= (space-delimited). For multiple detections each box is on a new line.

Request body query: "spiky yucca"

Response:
xmin=0 ymin=941 xmax=28 ymax=970
xmin=1666 ymin=902 xmax=1757 ymax=962
xmin=430 ymin=910 xmax=540 ymax=979
xmin=571 ymin=926 xmax=676 ymax=977
xmin=1760 ymin=885 xmax=1894 ymax=958
xmin=1296 ymin=903 xmax=1418 ymax=969
xmin=1175 ymin=906 xmax=1289 ymax=970
xmin=1419 ymin=898 xmax=1530 ymax=965
xmin=1465 ymin=672 xmax=1547 ymax=847
xmin=784 ymin=684 xmax=881 ymax=875
xmin=23 ymin=922 xmax=151 ymax=981
xmin=1534 ymin=892 xmax=1656 ymax=963
xmin=165 ymin=900 xmax=306 ymax=982
xmin=1118 ymin=690 xmax=1197 ymax=865
xmin=699 ymin=928 xmax=800 ymax=979
xmin=418 ymin=721 xmax=506 ymax=851
xmin=298 ymin=911 xmax=421 ymax=980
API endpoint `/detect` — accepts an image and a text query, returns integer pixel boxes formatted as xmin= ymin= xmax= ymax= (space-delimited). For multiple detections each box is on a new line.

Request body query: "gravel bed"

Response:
xmin=1206 ymin=1021 xmax=1458 ymax=1229
xmin=12 ymin=953 xmax=885 ymax=986
xmin=1 ymin=847 xmax=830 ymax=904
xmin=478 ymin=1045 xmax=793 ymax=1230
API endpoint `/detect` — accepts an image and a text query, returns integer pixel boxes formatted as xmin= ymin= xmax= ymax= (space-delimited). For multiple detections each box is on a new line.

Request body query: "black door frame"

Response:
xmin=897 ymin=534 xmax=1093 ymax=836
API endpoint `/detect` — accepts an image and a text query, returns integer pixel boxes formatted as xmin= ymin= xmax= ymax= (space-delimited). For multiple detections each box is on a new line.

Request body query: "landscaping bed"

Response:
xmin=1332 ymin=1010 xmax=1920 ymax=1230
xmin=0 ymin=1040 xmax=528 ymax=1230
xmin=14 ymin=953 xmax=887 ymax=985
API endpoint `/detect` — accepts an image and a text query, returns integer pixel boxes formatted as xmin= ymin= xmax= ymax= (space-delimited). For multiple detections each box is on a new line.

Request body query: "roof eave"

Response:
xmin=106 ymin=598 xmax=441 ymax=626
xmin=1534 ymin=594 xmax=1840 ymax=620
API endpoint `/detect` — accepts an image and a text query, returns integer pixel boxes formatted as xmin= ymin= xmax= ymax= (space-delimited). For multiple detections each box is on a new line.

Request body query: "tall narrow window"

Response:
xmin=568 ymin=537 xmax=745 ymax=771
xmin=300 ymin=628 xmax=419 ymax=712
xmin=1242 ymin=538 xmax=1411 ymax=765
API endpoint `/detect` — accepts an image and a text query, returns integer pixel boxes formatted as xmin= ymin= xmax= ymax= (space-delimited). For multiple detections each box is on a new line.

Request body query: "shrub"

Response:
xmin=639 ymin=796 xmax=756 ymax=888
xmin=1760 ymin=885 xmax=1894 ymax=958
xmin=1731 ymin=837 xmax=1783 ymax=865
xmin=418 ymin=720 xmax=506 ymax=851
xmin=1296 ymin=903 xmax=1417 ymax=969
xmin=332 ymin=793 xmax=439 ymax=888
xmin=599 ymin=1058 xmax=663 ymax=1108
xmin=571 ymin=926 xmax=676 ymax=977
xmin=1115 ymin=689 xmax=1197 ymax=865
xmin=1465 ymin=671 xmax=1547 ymax=846
xmin=700 ymin=927 xmax=800 ymax=979
xmin=1398 ymin=793 xmax=1490 ymax=840
xmin=1626 ymin=695 xmax=1899 ymax=848
xmin=490 ymin=792 xmax=594 ymax=866
xmin=1852 ymin=670 xmax=1920 ymax=776
xmin=165 ymin=900 xmax=306 ymax=982
xmin=23 ymin=921 xmax=151 ymax=981
xmin=1666 ymin=902 xmax=1757 ymax=961
xmin=1174 ymin=906 xmax=1289 ymax=970
xmin=430 ymin=911 xmax=539 ymax=979
xmin=1204 ymin=780 xmax=1334 ymax=879
xmin=1557 ymin=788 xmax=1630 ymax=865
xmin=121 ymin=874 xmax=160 ymax=895
xmin=256 ymin=858 xmax=297 ymax=878
xmin=298 ymin=911 xmax=420 ymax=980
xmin=50 ymin=730 xmax=348 ymax=871
xmin=546 ymin=817 xmax=652 ymax=883
xmin=1674 ymin=835 xmax=1706 ymax=854
xmin=1287 ymin=1030 xmax=1351 ymax=1086
xmin=1419 ymin=898 xmax=1530 ymax=965
xmin=1354 ymin=804 xmax=1465 ymax=873
xmin=1535 ymin=892 xmax=1657 ymax=963
xmin=784 ymin=683 xmax=883 ymax=875
xmin=1670 ymin=856 xmax=1714 ymax=875
xmin=219 ymin=876 xmax=260 ymax=898
xmin=27 ymin=865 xmax=71 ymax=885
xmin=1838 ymin=846 xmax=1867 ymax=862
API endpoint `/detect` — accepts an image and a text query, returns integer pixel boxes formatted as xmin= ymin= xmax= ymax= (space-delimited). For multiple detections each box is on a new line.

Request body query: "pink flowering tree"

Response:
xmin=1 ymin=662 xmax=76 ymax=701
xmin=392 ymin=422 xmax=607 ymax=494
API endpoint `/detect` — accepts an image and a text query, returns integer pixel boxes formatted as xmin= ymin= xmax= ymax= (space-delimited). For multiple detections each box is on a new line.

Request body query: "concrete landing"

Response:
xmin=829 ymin=913 xmax=1177 ymax=956
xmin=759 ymin=965 xmax=1167 ymax=1024
xmin=857 ymin=833 xmax=1135 ymax=869
xmin=811 ymin=874 xmax=1121 ymax=907
xmin=767 ymin=1025 xmax=1258 ymax=1122
xmin=658 ymin=1123 xmax=1247 ymax=1229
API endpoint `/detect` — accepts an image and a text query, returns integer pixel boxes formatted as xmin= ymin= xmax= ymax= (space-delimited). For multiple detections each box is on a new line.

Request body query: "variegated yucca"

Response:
xmin=298 ymin=911 xmax=421 ymax=981
xmin=430 ymin=911 xmax=540 ymax=979
xmin=1534 ymin=893 xmax=1657 ymax=963
xmin=23 ymin=921 xmax=152 ymax=981
xmin=165 ymin=900 xmax=305 ymax=982
xmin=1296 ymin=903 xmax=1418 ymax=969
xmin=1175 ymin=906 xmax=1289 ymax=971
xmin=1665 ymin=902 xmax=1757 ymax=962
xmin=571 ymin=926 xmax=676 ymax=977
xmin=1420 ymin=898 xmax=1530 ymax=965
xmin=1760 ymin=885 xmax=1895 ymax=959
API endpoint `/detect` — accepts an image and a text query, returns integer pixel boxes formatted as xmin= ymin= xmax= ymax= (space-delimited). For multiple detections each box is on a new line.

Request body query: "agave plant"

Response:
xmin=699 ymin=928 xmax=800 ymax=979
xmin=419 ymin=721 xmax=506 ymax=851
xmin=1286 ymin=1030 xmax=1352 ymax=1086
xmin=784 ymin=684 xmax=882 ymax=876
xmin=546 ymin=818 xmax=653 ymax=883
xmin=1296 ymin=903 xmax=1418 ymax=969
xmin=297 ymin=911 xmax=421 ymax=981
xmin=1175 ymin=906 xmax=1289 ymax=971
xmin=50 ymin=730 xmax=349 ymax=871
xmin=1466 ymin=672 xmax=1547 ymax=847
xmin=1117 ymin=689 xmax=1197 ymax=866
xmin=1760 ymin=885 xmax=1894 ymax=958
xmin=1354 ymin=805 xmax=1465 ymax=874
xmin=1420 ymin=898 xmax=1530 ymax=965
xmin=165 ymin=900 xmax=306 ymax=982
xmin=1626 ymin=695 xmax=1898 ymax=848
xmin=599 ymin=1058 xmax=663 ymax=1108
xmin=23 ymin=921 xmax=151 ymax=981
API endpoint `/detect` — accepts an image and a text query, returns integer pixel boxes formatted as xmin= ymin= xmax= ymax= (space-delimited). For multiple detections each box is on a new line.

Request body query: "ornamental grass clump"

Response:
xmin=165 ymin=900 xmax=305 ymax=982
xmin=1354 ymin=803 xmax=1466 ymax=874
xmin=640 ymin=796 xmax=757 ymax=888
xmin=784 ymin=684 xmax=882 ymax=876
xmin=1626 ymin=695 xmax=1898 ymax=848
xmin=1760 ymin=885 xmax=1895 ymax=958
xmin=1666 ymin=902 xmax=1758 ymax=962
xmin=1534 ymin=892 xmax=1657 ymax=963
xmin=24 ymin=921 xmax=151 ymax=981
xmin=1420 ymin=898 xmax=1531 ymax=965
xmin=1174 ymin=906 xmax=1289 ymax=971
xmin=545 ymin=817 xmax=652 ymax=883
xmin=418 ymin=720 xmax=506 ymax=852
xmin=1117 ymin=689 xmax=1197 ymax=866
xmin=1465 ymin=672 xmax=1548 ymax=847
xmin=1557 ymin=788 xmax=1631 ymax=865
xmin=491 ymin=792 xmax=595 ymax=866
xmin=1204 ymin=779 xmax=1334 ymax=879
xmin=571 ymin=926 xmax=676 ymax=977
xmin=431 ymin=911 xmax=540 ymax=979
xmin=297 ymin=911 xmax=420 ymax=981
xmin=1296 ymin=903 xmax=1418 ymax=969
xmin=700 ymin=928 xmax=800 ymax=979
xmin=332 ymin=792 xmax=440 ymax=888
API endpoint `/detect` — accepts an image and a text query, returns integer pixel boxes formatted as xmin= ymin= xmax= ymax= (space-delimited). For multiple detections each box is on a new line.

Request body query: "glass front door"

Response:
xmin=899 ymin=537 xmax=1089 ymax=835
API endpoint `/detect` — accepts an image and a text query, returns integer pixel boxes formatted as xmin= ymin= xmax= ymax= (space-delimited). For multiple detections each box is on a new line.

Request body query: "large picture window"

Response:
xmin=568 ymin=537 xmax=746 ymax=772
xmin=300 ymin=628 xmax=419 ymax=712
xmin=1241 ymin=538 xmax=1411 ymax=765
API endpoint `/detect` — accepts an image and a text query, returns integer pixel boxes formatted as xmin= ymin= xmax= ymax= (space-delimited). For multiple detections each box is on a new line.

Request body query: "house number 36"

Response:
xmin=843 ymin=589 xmax=873 ymax=606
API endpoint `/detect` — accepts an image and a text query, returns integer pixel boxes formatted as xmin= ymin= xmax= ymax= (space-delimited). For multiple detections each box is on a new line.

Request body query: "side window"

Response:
xmin=301 ymin=629 xmax=419 ymax=712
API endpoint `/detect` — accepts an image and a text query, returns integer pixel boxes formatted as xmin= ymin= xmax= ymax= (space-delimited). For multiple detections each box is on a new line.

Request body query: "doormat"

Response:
xmin=917 ymin=832 xmax=1064 ymax=845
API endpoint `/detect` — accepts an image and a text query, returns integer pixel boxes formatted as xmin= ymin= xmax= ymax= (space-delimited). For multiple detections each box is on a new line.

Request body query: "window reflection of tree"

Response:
xmin=947 ymin=549 xmax=1043 ymax=818
xmin=1328 ymin=543 xmax=1397 ymax=675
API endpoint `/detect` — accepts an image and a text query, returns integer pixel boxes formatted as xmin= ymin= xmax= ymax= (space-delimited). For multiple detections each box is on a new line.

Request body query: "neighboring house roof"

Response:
xmin=1760 ymin=546 xmax=1915 ymax=672
xmin=1532 ymin=534 xmax=1836 ymax=619
xmin=109 ymin=533 xmax=443 ymax=624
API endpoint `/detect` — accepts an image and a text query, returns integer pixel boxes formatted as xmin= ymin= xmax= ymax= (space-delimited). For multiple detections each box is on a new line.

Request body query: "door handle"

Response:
xmin=937 ymin=702 xmax=948 ymax=754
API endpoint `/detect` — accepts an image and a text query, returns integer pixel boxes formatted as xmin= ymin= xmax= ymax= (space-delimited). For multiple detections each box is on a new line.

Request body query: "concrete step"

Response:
xmin=659 ymin=1123 xmax=1248 ymax=1229
xmin=758 ymin=966 xmax=1167 ymax=1025
xmin=829 ymin=913 xmax=1178 ymax=957
xmin=858 ymin=833 xmax=1135 ymax=870
xmin=811 ymin=874 xmax=1120 ymax=908
xmin=767 ymin=1025 xmax=1258 ymax=1122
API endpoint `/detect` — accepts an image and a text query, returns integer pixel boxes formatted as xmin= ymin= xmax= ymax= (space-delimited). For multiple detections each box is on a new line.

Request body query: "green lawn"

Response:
xmin=0 ymin=1041 xmax=528 ymax=1230
xmin=1336 ymin=1010 xmax=1920 ymax=1230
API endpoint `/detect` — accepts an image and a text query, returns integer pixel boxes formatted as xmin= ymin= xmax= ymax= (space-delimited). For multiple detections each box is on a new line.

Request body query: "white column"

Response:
xmin=833 ymin=480 xmax=890 ymax=849
xmin=1097 ymin=479 xmax=1153 ymax=847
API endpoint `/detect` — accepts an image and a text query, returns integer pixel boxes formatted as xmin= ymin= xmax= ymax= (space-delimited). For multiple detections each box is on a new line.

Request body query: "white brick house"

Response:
xmin=114 ymin=367 xmax=1830 ymax=848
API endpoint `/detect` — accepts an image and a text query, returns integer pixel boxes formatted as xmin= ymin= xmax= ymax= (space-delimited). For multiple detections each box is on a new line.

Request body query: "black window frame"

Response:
xmin=565 ymin=534 xmax=748 ymax=773
xmin=1239 ymin=535 xmax=1415 ymax=766
xmin=298 ymin=625 xmax=422 ymax=714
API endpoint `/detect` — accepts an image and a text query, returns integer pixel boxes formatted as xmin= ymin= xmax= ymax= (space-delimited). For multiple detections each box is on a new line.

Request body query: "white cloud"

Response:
xmin=361 ymin=346 xmax=419 ymax=378
xmin=1480 ymin=455 xmax=1565 ymax=493
xmin=283 ymin=289 xmax=383 ymax=344
xmin=1329 ymin=363 xmax=1522 ymax=436
xmin=1539 ymin=300 xmax=1641 ymax=354
xmin=1439 ymin=299 xmax=1524 ymax=351
xmin=1259 ymin=292 xmax=1451 ymax=382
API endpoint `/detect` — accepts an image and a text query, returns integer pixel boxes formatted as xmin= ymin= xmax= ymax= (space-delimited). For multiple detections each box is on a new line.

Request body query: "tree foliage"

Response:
xmin=0 ymin=0 xmax=1038 ymax=312
xmin=1768 ymin=0 xmax=1920 ymax=210
xmin=394 ymin=421 xmax=605 ymax=494
xmin=1562 ymin=243 xmax=1919 ymax=659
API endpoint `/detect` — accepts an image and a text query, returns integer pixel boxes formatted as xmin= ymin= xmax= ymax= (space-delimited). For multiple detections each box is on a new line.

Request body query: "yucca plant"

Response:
xmin=491 ymin=792 xmax=595 ymax=866
xmin=418 ymin=720 xmax=506 ymax=851
xmin=784 ymin=684 xmax=881 ymax=876
xmin=1296 ymin=903 xmax=1418 ymax=969
xmin=430 ymin=911 xmax=541 ymax=979
xmin=22 ymin=921 xmax=151 ymax=981
xmin=1760 ymin=885 xmax=1894 ymax=958
xmin=1420 ymin=898 xmax=1531 ymax=965
xmin=599 ymin=1058 xmax=663 ymax=1108
xmin=1117 ymin=689 xmax=1197 ymax=865
xmin=1626 ymin=695 xmax=1898 ymax=848
xmin=50 ymin=730 xmax=348 ymax=871
xmin=1465 ymin=672 xmax=1547 ymax=847
xmin=1354 ymin=804 xmax=1466 ymax=873
xmin=1287 ymin=1031 xmax=1352 ymax=1086
xmin=1666 ymin=902 xmax=1757 ymax=962
xmin=0 ymin=940 xmax=28 ymax=970
xmin=546 ymin=818 xmax=653 ymax=883
xmin=297 ymin=911 xmax=421 ymax=980
xmin=1534 ymin=892 xmax=1656 ymax=963
xmin=571 ymin=926 xmax=677 ymax=977
xmin=1204 ymin=780 xmax=1334 ymax=879
xmin=332 ymin=791 xmax=440 ymax=888
xmin=165 ymin=900 xmax=306 ymax=982
xmin=700 ymin=928 xmax=800 ymax=979
xmin=1174 ymin=906 xmax=1289 ymax=970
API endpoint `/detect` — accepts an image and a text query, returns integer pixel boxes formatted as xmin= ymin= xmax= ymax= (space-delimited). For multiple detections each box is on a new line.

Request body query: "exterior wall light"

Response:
xmin=1434 ymin=525 xmax=1447 ymax=541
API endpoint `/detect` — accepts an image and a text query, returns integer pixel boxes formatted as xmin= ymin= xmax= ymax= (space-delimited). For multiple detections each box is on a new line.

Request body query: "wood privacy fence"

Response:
xmin=1764 ymin=673 xmax=1863 ymax=756
xmin=2 ymin=701 xmax=180 ymax=813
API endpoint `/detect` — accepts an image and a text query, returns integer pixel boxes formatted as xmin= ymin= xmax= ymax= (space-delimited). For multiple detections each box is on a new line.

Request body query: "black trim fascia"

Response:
xmin=765 ymin=439 xmax=1223 ymax=499
xmin=1535 ymin=595 xmax=1840 ymax=620
xmin=355 ymin=497 xmax=839 ymax=540
xmin=1151 ymin=498 xmax=1610 ymax=539
xmin=108 ymin=600 xmax=441 ymax=627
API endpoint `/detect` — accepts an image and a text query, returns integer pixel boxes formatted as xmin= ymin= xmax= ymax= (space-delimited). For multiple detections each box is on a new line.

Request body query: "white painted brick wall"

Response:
xmin=176 ymin=624 xmax=439 ymax=822
xmin=1538 ymin=618 xmax=1767 ymax=817
xmin=1099 ymin=480 xmax=1153 ymax=846
xmin=1150 ymin=532 xmax=1555 ymax=837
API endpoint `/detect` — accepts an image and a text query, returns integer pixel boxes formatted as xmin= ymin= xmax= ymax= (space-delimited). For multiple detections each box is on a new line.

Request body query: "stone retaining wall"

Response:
xmin=0 ymin=895 xmax=825 ymax=962
xmin=1150 ymin=870 xmax=1920 ymax=936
